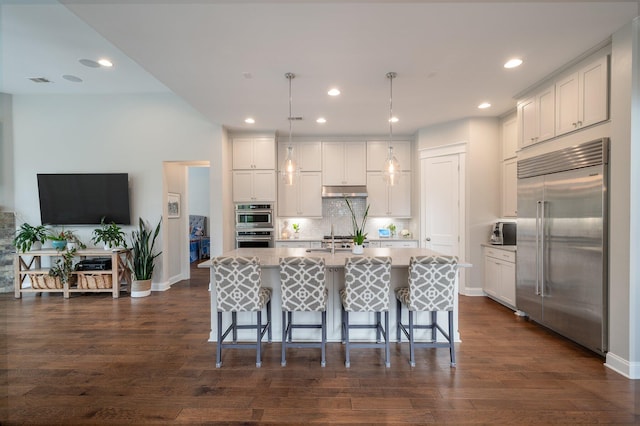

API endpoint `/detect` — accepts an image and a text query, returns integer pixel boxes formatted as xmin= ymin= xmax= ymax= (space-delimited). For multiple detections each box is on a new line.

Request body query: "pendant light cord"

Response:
xmin=387 ymin=72 xmax=396 ymax=152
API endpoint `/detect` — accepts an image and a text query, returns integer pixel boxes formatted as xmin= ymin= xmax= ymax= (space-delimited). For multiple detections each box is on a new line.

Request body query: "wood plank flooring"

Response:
xmin=1 ymin=264 xmax=638 ymax=424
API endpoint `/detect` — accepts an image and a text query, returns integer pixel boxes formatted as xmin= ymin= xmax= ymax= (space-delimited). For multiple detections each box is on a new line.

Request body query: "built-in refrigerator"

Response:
xmin=516 ymin=138 xmax=608 ymax=355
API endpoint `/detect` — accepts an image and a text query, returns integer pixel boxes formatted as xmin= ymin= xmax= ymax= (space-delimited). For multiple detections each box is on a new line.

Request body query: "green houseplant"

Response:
xmin=13 ymin=223 xmax=48 ymax=252
xmin=48 ymin=247 xmax=77 ymax=285
xmin=345 ymin=198 xmax=369 ymax=254
xmin=92 ymin=219 xmax=127 ymax=250
xmin=128 ymin=217 xmax=161 ymax=298
xmin=47 ymin=229 xmax=86 ymax=251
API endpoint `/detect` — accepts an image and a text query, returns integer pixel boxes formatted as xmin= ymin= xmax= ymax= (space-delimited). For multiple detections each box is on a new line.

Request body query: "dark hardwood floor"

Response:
xmin=1 ymin=263 xmax=638 ymax=425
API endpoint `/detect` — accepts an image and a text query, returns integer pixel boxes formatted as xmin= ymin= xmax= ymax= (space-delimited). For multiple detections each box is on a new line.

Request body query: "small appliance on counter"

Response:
xmin=489 ymin=222 xmax=516 ymax=245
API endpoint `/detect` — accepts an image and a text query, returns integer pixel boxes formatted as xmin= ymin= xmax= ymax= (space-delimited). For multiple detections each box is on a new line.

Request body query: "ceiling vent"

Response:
xmin=29 ymin=77 xmax=52 ymax=83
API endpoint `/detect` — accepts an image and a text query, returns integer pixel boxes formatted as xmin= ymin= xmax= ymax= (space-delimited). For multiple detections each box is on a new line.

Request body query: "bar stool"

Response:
xmin=395 ymin=255 xmax=458 ymax=367
xmin=212 ymin=256 xmax=272 ymax=368
xmin=340 ymin=256 xmax=392 ymax=368
xmin=279 ymin=257 xmax=328 ymax=367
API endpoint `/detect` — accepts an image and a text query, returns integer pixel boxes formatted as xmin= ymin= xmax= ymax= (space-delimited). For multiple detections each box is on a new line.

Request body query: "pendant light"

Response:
xmin=281 ymin=72 xmax=298 ymax=186
xmin=383 ymin=72 xmax=400 ymax=186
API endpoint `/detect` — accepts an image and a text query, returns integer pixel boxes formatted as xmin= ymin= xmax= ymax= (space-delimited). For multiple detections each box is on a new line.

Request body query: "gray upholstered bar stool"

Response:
xmin=395 ymin=255 xmax=458 ymax=367
xmin=212 ymin=256 xmax=272 ymax=368
xmin=279 ymin=257 xmax=328 ymax=367
xmin=340 ymin=256 xmax=392 ymax=368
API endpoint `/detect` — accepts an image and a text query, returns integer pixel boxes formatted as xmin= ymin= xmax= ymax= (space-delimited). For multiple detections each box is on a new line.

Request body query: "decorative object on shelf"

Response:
xmin=13 ymin=223 xmax=47 ymax=252
xmin=386 ymin=223 xmax=397 ymax=237
xmin=167 ymin=192 xmax=181 ymax=219
xmin=128 ymin=217 xmax=162 ymax=298
xmin=280 ymin=220 xmax=290 ymax=239
xmin=383 ymin=71 xmax=400 ymax=186
xmin=292 ymin=223 xmax=300 ymax=239
xmin=92 ymin=218 xmax=127 ymax=250
xmin=400 ymin=229 xmax=411 ymax=238
xmin=345 ymin=198 xmax=369 ymax=255
xmin=47 ymin=229 xmax=86 ymax=251
xmin=281 ymin=72 xmax=299 ymax=186
xmin=49 ymin=247 xmax=77 ymax=285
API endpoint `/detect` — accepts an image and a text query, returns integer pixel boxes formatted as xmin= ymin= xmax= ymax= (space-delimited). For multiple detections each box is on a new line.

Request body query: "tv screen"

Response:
xmin=37 ymin=173 xmax=131 ymax=225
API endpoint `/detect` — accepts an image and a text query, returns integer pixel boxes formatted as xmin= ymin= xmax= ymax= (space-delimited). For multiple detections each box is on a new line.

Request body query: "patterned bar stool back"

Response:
xmin=343 ymin=256 xmax=392 ymax=312
xmin=213 ymin=256 xmax=269 ymax=312
xmin=280 ymin=257 xmax=327 ymax=312
xmin=407 ymin=255 xmax=458 ymax=312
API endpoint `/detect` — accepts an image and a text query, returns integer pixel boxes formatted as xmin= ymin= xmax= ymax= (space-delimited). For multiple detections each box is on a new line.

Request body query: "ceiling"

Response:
xmin=1 ymin=1 xmax=637 ymax=137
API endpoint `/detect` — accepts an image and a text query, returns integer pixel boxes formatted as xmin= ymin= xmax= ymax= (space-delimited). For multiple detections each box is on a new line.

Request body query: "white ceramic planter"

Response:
xmin=352 ymin=244 xmax=363 ymax=255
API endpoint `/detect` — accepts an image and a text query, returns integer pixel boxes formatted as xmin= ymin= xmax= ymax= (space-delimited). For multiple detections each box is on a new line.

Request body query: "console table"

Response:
xmin=14 ymin=248 xmax=132 ymax=299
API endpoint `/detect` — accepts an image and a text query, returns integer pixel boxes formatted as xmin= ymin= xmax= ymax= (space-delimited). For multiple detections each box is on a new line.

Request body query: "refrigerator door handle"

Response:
xmin=536 ymin=200 xmax=541 ymax=296
xmin=539 ymin=200 xmax=545 ymax=298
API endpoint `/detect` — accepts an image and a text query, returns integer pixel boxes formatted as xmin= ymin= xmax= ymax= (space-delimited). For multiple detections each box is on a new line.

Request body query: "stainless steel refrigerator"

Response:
xmin=517 ymin=138 xmax=608 ymax=354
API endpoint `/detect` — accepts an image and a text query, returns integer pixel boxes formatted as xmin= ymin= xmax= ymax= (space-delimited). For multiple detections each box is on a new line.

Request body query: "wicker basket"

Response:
xmin=28 ymin=273 xmax=63 ymax=289
xmin=76 ymin=273 xmax=113 ymax=289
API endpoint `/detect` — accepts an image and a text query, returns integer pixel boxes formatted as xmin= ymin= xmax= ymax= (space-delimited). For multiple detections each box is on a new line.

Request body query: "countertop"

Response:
xmin=199 ymin=247 xmax=471 ymax=268
xmin=275 ymin=237 xmax=418 ymax=242
xmin=481 ymin=243 xmax=517 ymax=252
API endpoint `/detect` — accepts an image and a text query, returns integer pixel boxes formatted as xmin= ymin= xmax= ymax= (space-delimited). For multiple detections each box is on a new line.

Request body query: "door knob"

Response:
xmin=426 ymin=237 xmax=431 ymax=242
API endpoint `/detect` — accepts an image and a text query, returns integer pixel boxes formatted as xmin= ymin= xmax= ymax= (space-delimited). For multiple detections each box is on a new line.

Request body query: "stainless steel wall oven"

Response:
xmin=234 ymin=203 xmax=274 ymax=248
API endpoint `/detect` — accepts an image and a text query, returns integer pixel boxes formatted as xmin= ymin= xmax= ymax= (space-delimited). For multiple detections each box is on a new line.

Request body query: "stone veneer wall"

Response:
xmin=0 ymin=212 xmax=15 ymax=293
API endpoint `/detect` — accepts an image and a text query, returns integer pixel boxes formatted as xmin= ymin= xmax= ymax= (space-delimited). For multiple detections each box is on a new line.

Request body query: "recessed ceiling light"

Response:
xmin=98 ymin=58 xmax=113 ymax=67
xmin=62 ymin=75 xmax=83 ymax=83
xmin=388 ymin=116 xmax=399 ymax=123
xmin=316 ymin=117 xmax=327 ymax=124
xmin=244 ymin=118 xmax=255 ymax=124
xmin=79 ymin=59 xmax=100 ymax=68
xmin=478 ymin=102 xmax=491 ymax=109
xmin=504 ymin=58 xmax=523 ymax=69
xmin=328 ymin=88 xmax=340 ymax=96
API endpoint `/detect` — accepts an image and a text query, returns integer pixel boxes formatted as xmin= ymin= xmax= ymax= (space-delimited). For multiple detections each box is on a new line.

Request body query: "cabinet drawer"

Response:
xmin=485 ymin=247 xmax=516 ymax=263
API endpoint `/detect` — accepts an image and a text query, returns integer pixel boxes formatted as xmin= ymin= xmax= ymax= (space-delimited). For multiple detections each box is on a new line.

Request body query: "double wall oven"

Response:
xmin=235 ymin=203 xmax=274 ymax=248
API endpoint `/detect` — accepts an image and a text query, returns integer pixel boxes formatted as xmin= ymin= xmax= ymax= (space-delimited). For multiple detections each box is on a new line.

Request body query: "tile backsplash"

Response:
xmin=277 ymin=198 xmax=414 ymax=239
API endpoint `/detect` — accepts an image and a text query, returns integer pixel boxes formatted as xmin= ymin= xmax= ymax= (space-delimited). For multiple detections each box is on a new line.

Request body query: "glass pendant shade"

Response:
xmin=281 ymin=145 xmax=297 ymax=186
xmin=383 ymin=146 xmax=400 ymax=186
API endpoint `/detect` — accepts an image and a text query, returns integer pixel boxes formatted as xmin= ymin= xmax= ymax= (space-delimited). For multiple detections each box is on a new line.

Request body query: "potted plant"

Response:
xmin=345 ymin=198 xmax=369 ymax=255
xmin=292 ymin=223 xmax=300 ymax=239
xmin=128 ymin=217 xmax=161 ymax=298
xmin=386 ymin=223 xmax=397 ymax=238
xmin=13 ymin=223 xmax=48 ymax=252
xmin=47 ymin=230 xmax=69 ymax=251
xmin=92 ymin=218 xmax=127 ymax=250
xmin=48 ymin=247 xmax=77 ymax=285
xmin=61 ymin=230 xmax=86 ymax=250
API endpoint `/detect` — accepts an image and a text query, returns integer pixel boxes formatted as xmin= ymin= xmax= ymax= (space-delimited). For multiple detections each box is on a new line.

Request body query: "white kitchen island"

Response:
xmin=199 ymin=247 xmax=470 ymax=343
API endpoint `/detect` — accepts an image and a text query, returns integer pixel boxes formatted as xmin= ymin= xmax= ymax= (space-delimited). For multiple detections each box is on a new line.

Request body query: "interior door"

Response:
xmin=421 ymin=155 xmax=459 ymax=256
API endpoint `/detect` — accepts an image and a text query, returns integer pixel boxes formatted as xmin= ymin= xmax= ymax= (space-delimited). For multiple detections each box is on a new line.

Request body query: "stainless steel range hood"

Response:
xmin=321 ymin=185 xmax=368 ymax=198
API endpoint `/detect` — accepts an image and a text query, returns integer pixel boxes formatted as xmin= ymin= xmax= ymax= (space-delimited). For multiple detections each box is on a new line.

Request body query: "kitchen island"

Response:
xmin=199 ymin=247 xmax=469 ymax=343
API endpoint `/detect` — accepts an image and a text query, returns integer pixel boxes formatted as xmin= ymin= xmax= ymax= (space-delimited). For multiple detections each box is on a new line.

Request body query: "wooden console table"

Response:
xmin=14 ymin=248 xmax=132 ymax=299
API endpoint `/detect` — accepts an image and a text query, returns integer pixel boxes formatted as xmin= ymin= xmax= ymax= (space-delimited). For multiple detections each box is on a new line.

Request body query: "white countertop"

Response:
xmin=199 ymin=247 xmax=471 ymax=268
xmin=275 ymin=237 xmax=418 ymax=242
xmin=481 ymin=243 xmax=517 ymax=252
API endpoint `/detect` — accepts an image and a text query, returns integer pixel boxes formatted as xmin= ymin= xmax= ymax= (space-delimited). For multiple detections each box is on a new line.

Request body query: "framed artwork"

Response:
xmin=167 ymin=192 xmax=181 ymax=219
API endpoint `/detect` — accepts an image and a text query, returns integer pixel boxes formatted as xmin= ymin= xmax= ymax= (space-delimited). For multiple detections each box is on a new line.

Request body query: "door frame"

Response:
xmin=419 ymin=142 xmax=469 ymax=294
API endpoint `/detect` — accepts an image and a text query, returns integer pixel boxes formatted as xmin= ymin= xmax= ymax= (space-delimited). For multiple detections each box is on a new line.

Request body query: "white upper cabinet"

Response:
xmin=502 ymin=158 xmax=518 ymax=217
xmin=366 ymin=140 xmax=412 ymax=171
xmin=322 ymin=141 xmax=366 ymax=185
xmin=277 ymin=171 xmax=322 ymax=217
xmin=233 ymin=138 xmax=275 ymax=170
xmin=501 ymin=115 xmax=518 ymax=160
xmin=519 ymin=85 xmax=555 ymax=148
xmin=367 ymin=171 xmax=411 ymax=217
xmin=233 ymin=170 xmax=276 ymax=202
xmin=277 ymin=141 xmax=322 ymax=172
xmin=555 ymin=55 xmax=609 ymax=136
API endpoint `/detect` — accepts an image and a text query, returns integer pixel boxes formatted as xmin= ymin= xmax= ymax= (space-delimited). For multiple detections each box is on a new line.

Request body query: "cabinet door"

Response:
xmin=537 ymin=85 xmax=555 ymax=142
xmin=367 ymin=140 xmax=411 ymax=171
xmin=366 ymin=171 xmax=388 ymax=216
xmin=252 ymin=139 xmax=275 ymax=169
xmin=252 ymin=170 xmax=276 ymax=201
xmin=298 ymin=172 xmax=322 ymax=217
xmin=277 ymin=174 xmax=298 ymax=216
xmin=499 ymin=260 xmax=516 ymax=307
xmin=344 ymin=142 xmax=366 ymax=185
xmin=298 ymin=141 xmax=322 ymax=171
xmin=502 ymin=158 xmax=517 ymax=217
xmin=322 ymin=142 xmax=345 ymax=185
xmin=232 ymin=139 xmax=254 ymax=169
xmin=484 ymin=255 xmax=499 ymax=298
xmin=580 ymin=55 xmax=608 ymax=128
xmin=232 ymin=170 xmax=254 ymax=202
xmin=501 ymin=115 xmax=518 ymax=160
xmin=381 ymin=240 xmax=418 ymax=248
xmin=388 ymin=171 xmax=411 ymax=217
xmin=556 ymin=72 xmax=580 ymax=136
xmin=519 ymin=97 xmax=537 ymax=148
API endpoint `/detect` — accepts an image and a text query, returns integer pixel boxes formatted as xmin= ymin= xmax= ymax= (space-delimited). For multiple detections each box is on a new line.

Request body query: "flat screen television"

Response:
xmin=37 ymin=173 xmax=131 ymax=225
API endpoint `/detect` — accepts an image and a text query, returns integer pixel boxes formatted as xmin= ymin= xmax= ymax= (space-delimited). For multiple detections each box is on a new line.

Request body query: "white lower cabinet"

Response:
xmin=483 ymin=246 xmax=516 ymax=309
xmin=380 ymin=240 xmax=418 ymax=248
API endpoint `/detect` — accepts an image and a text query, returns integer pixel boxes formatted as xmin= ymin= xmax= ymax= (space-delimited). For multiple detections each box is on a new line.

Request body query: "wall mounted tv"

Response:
xmin=37 ymin=173 xmax=131 ymax=225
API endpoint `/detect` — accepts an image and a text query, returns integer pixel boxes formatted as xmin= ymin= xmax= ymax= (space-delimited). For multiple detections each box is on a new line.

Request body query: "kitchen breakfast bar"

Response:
xmin=199 ymin=247 xmax=469 ymax=344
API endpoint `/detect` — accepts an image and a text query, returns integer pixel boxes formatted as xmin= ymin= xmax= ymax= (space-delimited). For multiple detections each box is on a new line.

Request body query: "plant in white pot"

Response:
xmin=127 ymin=217 xmax=161 ymax=298
xmin=345 ymin=198 xmax=369 ymax=255
xmin=13 ymin=223 xmax=48 ymax=252
xmin=92 ymin=219 xmax=127 ymax=250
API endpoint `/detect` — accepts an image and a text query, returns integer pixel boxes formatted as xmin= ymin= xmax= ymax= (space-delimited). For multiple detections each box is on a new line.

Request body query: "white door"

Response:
xmin=421 ymin=154 xmax=459 ymax=256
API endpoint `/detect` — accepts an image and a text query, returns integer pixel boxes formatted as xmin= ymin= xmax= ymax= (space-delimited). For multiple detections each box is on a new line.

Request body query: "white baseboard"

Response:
xmin=460 ymin=286 xmax=485 ymax=297
xmin=605 ymin=351 xmax=640 ymax=379
xmin=151 ymin=280 xmax=171 ymax=292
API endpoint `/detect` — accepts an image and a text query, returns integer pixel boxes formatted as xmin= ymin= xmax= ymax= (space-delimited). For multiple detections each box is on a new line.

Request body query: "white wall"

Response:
xmin=0 ymin=93 xmax=14 ymax=211
xmin=416 ymin=117 xmax=501 ymax=293
xmin=12 ymin=92 xmax=221 ymax=287
xmin=188 ymin=166 xmax=210 ymax=221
